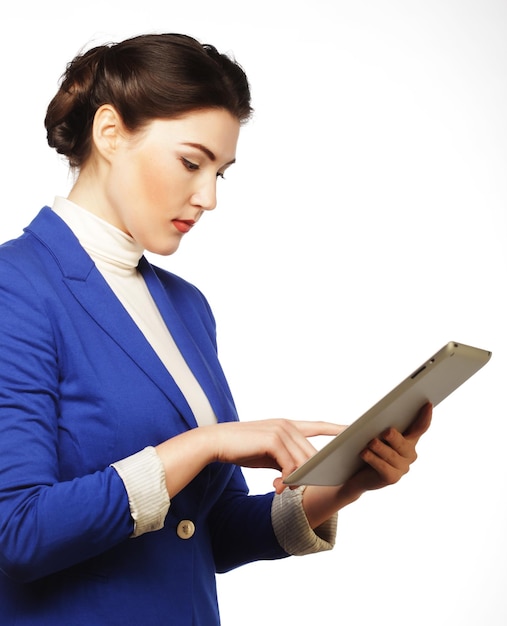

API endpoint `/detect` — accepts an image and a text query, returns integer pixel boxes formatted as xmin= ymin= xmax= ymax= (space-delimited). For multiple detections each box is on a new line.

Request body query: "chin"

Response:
xmin=147 ymin=240 xmax=182 ymax=257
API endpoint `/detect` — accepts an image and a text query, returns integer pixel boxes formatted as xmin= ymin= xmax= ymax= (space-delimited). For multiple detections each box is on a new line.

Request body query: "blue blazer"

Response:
xmin=0 ymin=208 xmax=287 ymax=625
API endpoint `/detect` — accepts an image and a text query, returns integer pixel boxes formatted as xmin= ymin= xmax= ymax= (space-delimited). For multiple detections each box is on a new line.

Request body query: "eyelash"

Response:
xmin=181 ymin=157 xmax=199 ymax=172
xmin=181 ymin=157 xmax=226 ymax=180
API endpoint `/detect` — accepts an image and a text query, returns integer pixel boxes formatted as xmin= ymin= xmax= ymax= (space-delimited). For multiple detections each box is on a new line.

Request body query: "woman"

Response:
xmin=0 ymin=33 xmax=431 ymax=625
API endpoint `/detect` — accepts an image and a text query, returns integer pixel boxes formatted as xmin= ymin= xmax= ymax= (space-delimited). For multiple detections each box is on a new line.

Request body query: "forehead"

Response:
xmin=144 ymin=109 xmax=240 ymax=160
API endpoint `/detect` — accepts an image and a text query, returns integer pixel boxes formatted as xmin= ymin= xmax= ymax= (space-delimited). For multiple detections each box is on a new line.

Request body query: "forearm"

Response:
xmin=210 ymin=466 xmax=287 ymax=572
xmin=155 ymin=418 xmax=339 ymax=499
xmin=0 ymin=468 xmax=132 ymax=582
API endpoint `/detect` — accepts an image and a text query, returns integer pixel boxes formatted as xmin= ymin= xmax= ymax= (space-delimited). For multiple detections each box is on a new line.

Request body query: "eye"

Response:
xmin=216 ymin=171 xmax=226 ymax=180
xmin=181 ymin=157 xmax=200 ymax=172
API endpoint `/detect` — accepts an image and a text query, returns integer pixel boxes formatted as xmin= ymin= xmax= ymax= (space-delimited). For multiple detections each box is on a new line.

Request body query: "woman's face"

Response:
xmin=97 ymin=108 xmax=240 ymax=255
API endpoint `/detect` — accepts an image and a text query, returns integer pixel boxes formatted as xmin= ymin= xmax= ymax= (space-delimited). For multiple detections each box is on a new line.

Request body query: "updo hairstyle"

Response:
xmin=45 ymin=33 xmax=252 ymax=168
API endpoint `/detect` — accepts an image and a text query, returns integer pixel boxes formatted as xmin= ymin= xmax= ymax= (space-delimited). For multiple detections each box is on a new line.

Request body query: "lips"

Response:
xmin=172 ymin=219 xmax=195 ymax=234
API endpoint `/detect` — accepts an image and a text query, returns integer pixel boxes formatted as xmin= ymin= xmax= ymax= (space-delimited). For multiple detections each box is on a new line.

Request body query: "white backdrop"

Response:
xmin=2 ymin=1 xmax=506 ymax=624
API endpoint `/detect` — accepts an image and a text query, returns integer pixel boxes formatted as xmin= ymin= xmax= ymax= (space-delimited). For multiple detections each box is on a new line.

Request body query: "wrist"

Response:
xmin=155 ymin=426 xmax=215 ymax=498
xmin=303 ymin=483 xmax=365 ymax=529
xmin=333 ymin=483 xmax=365 ymax=509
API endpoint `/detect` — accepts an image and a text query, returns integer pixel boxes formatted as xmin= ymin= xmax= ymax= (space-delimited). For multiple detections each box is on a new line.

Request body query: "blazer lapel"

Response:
xmin=140 ymin=258 xmax=237 ymax=425
xmin=67 ymin=270 xmax=199 ymax=428
xmin=26 ymin=208 xmax=198 ymax=429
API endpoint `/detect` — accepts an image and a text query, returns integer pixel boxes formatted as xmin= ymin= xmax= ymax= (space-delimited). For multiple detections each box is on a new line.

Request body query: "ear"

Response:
xmin=91 ymin=104 xmax=126 ymax=162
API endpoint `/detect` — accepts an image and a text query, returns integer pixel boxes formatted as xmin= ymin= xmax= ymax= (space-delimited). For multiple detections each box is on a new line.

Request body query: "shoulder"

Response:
xmin=0 ymin=207 xmax=94 ymax=287
xmin=0 ymin=231 xmax=45 ymax=286
xmin=0 ymin=227 xmax=66 ymax=310
xmin=0 ymin=229 xmax=36 ymax=260
xmin=0 ymin=208 xmax=62 ymax=275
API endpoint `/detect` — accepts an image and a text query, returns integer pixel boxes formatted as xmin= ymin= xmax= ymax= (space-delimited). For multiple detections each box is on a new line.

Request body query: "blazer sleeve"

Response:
xmin=0 ymin=257 xmax=133 ymax=583
xmin=208 ymin=465 xmax=289 ymax=573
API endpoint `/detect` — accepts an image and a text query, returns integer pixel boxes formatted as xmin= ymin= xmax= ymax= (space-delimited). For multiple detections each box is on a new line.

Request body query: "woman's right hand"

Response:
xmin=155 ymin=419 xmax=344 ymax=497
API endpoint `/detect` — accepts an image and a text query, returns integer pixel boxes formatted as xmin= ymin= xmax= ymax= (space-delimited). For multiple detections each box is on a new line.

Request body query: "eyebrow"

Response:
xmin=181 ymin=142 xmax=236 ymax=166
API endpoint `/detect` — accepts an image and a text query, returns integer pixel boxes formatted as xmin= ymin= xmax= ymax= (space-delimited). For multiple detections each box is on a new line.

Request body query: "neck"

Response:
xmin=68 ymin=161 xmax=124 ymax=233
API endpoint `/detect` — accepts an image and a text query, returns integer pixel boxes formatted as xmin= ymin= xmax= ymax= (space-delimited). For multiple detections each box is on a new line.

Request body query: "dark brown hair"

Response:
xmin=45 ymin=33 xmax=252 ymax=168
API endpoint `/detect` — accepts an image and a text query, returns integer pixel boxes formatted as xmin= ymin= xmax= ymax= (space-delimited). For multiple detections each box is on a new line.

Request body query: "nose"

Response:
xmin=190 ymin=177 xmax=217 ymax=212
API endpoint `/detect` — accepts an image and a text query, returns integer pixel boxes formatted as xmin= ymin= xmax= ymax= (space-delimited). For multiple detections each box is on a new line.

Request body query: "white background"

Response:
xmin=2 ymin=1 xmax=506 ymax=624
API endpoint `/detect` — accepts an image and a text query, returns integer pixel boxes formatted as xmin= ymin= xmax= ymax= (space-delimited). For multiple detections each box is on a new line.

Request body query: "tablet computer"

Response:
xmin=284 ymin=341 xmax=491 ymax=487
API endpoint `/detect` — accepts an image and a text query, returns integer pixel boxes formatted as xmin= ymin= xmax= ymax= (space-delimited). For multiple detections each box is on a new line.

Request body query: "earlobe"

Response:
xmin=92 ymin=104 xmax=124 ymax=161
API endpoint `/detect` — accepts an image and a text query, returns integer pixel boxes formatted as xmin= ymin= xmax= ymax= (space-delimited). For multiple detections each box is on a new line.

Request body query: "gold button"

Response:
xmin=176 ymin=519 xmax=195 ymax=539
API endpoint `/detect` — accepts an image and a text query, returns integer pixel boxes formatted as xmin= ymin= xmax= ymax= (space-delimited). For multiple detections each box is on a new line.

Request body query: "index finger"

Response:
xmin=291 ymin=420 xmax=348 ymax=438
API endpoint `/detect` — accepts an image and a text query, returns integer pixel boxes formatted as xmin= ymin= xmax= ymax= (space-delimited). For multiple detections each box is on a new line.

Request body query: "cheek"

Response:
xmin=138 ymin=157 xmax=170 ymax=202
xmin=131 ymin=154 xmax=171 ymax=205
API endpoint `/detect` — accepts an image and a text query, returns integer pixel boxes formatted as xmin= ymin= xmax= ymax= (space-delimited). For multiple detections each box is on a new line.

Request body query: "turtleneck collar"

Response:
xmin=52 ymin=196 xmax=144 ymax=275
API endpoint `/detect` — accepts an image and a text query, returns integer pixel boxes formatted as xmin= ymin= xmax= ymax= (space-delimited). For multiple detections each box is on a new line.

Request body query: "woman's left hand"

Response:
xmin=346 ymin=401 xmax=433 ymax=493
xmin=301 ymin=403 xmax=433 ymax=528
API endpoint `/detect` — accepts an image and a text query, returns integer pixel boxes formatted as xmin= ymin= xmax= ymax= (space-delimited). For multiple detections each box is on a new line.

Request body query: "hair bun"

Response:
xmin=45 ymin=45 xmax=109 ymax=167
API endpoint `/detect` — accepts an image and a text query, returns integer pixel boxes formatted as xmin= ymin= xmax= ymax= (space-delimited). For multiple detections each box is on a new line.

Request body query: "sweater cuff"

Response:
xmin=111 ymin=446 xmax=170 ymax=537
xmin=271 ymin=486 xmax=337 ymax=555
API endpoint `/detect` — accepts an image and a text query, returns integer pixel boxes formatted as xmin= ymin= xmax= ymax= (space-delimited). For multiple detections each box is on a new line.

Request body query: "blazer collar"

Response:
xmin=25 ymin=207 xmax=234 ymax=429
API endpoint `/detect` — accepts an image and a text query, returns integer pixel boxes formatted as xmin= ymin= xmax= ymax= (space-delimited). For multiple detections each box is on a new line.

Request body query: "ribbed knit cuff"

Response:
xmin=271 ymin=486 xmax=337 ymax=555
xmin=111 ymin=446 xmax=170 ymax=537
